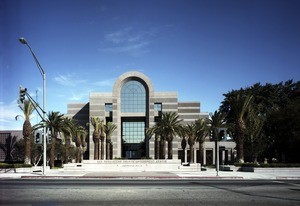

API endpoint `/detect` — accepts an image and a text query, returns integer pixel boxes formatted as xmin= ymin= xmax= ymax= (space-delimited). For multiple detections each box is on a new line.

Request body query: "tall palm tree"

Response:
xmin=207 ymin=111 xmax=227 ymax=166
xmin=62 ymin=117 xmax=76 ymax=163
xmin=18 ymin=100 xmax=35 ymax=164
xmin=45 ymin=111 xmax=65 ymax=168
xmin=90 ymin=117 xmax=101 ymax=160
xmin=160 ymin=112 xmax=182 ymax=159
xmin=227 ymin=93 xmax=253 ymax=163
xmin=104 ymin=122 xmax=117 ymax=160
xmin=186 ymin=123 xmax=196 ymax=163
xmin=74 ymin=125 xmax=87 ymax=163
xmin=195 ymin=118 xmax=209 ymax=165
xmin=146 ymin=126 xmax=161 ymax=159
xmin=177 ymin=125 xmax=187 ymax=163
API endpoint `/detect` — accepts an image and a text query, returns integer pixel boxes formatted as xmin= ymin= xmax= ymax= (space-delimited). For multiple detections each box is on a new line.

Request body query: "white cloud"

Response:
xmin=101 ymin=42 xmax=150 ymax=53
xmin=53 ymin=73 xmax=87 ymax=87
xmin=92 ymin=78 xmax=116 ymax=87
xmin=69 ymin=92 xmax=88 ymax=101
xmin=105 ymin=27 xmax=132 ymax=44
xmin=0 ymin=101 xmax=25 ymax=130
xmin=100 ymin=27 xmax=156 ymax=54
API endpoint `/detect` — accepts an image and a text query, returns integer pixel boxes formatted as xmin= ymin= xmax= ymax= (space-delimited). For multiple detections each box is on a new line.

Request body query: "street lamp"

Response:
xmin=19 ymin=37 xmax=47 ymax=175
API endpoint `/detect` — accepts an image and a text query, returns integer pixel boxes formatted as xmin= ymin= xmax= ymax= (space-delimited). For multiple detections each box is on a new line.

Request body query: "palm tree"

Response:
xmin=208 ymin=111 xmax=227 ymax=167
xmin=74 ymin=125 xmax=87 ymax=163
xmin=147 ymin=112 xmax=182 ymax=159
xmin=186 ymin=123 xmax=196 ymax=163
xmin=195 ymin=118 xmax=209 ymax=165
xmin=18 ymin=100 xmax=35 ymax=164
xmin=226 ymin=93 xmax=253 ymax=163
xmin=177 ymin=125 xmax=187 ymax=163
xmin=104 ymin=122 xmax=117 ymax=160
xmin=45 ymin=111 xmax=65 ymax=168
xmin=160 ymin=112 xmax=182 ymax=159
xmin=90 ymin=117 xmax=101 ymax=160
xmin=62 ymin=117 xmax=76 ymax=163
xmin=146 ymin=126 xmax=161 ymax=159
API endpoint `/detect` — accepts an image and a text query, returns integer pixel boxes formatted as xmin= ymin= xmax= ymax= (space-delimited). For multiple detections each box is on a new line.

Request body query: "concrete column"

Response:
xmin=149 ymin=140 xmax=155 ymax=159
xmin=212 ymin=147 xmax=215 ymax=165
xmin=221 ymin=149 xmax=225 ymax=165
xmin=194 ymin=148 xmax=197 ymax=163
xmin=203 ymin=148 xmax=206 ymax=165
xmin=89 ymin=134 xmax=94 ymax=160
xmin=173 ymin=141 xmax=178 ymax=160
xmin=103 ymin=139 xmax=106 ymax=160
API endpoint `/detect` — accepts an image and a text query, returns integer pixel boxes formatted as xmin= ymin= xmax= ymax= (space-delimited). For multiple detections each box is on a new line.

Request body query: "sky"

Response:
xmin=1 ymin=0 xmax=299 ymax=130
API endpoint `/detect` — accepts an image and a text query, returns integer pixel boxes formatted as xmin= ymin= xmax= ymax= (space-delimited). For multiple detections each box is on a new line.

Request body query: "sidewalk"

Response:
xmin=1 ymin=168 xmax=300 ymax=180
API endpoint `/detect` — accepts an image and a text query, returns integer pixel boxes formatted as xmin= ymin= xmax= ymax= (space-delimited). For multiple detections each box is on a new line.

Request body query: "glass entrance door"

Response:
xmin=121 ymin=120 xmax=146 ymax=159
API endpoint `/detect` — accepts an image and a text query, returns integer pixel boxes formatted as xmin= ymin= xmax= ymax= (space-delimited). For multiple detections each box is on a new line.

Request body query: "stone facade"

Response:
xmin=66 ymin=71 xmax=236 ymax=165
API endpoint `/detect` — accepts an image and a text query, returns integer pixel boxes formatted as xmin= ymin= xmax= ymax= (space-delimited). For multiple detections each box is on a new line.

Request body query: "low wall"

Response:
xmin=64 ymin=159 xmax=186 ymax=172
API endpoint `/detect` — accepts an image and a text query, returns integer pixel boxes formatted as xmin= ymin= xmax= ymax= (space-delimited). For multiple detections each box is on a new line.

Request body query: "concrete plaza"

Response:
xmin=1 ymin=167 xmax=300 ymax=180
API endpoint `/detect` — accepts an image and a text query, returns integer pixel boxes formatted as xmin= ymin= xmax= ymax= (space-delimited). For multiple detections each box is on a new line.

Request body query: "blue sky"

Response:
xmin=1 ymin=0 xmax=299 ymax=130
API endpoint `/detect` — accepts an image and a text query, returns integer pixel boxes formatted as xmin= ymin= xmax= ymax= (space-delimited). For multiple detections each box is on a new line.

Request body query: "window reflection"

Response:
xmin=121 ymin=80 xmax=146 ymax=112
xmin=122 ymin=122 xmax=145 ymax=143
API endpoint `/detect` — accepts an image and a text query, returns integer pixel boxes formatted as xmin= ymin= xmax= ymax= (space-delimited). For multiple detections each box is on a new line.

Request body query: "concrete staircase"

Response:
xmin=63 ymin=160 xmax=201 ymax=172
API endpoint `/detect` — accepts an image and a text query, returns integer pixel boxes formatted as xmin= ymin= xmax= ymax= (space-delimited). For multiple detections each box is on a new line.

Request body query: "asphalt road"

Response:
xmin=1 ymin=179 xmax=299 ymax=205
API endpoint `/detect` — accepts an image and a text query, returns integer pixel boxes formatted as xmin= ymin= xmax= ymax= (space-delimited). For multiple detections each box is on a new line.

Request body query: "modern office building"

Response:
xmin=66 ymin=71 xmax=235 ymax=165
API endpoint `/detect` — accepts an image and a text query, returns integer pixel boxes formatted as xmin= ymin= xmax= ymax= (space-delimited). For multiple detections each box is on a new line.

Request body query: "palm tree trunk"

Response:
xmin=65 ymin=138 xmax=70 ymax=164
xmin=189 ymin=145 xmax=194 ymax=163
xmin=236 ymin=119 xmax=245 ymax=163
xmin=106 ymin=141 xmax=110 ymax=160
xmin=155 ymin=139 xmax=160 ymax=159
xmin=199 ymin=142 xmax=204 ymax=165
xmin=236 ymin=137 xmax=244 ymax=163
xmin=100 ymin=137 xmax=105 ymax=160
xmin=24 ymin=138 xmax=31 ymax=164
xmin=50 ymin=137 xmax=56 ymax=168
xmin=94 ymin=140 xmax=99 ymax=160
xmin=161 ymin=140 xmax=166 ymax=159
xmin=23 ymin=120 xmax=32 ymax=165
xmin=76 ymin=147 xmax=81 ymax=163
xmin=167 ymin=140 xmax=173 ymax=159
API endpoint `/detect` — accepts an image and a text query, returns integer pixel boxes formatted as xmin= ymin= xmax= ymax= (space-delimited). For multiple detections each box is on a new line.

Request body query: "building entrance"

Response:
xmin=121 ymin=119 xmax=146 ymax=159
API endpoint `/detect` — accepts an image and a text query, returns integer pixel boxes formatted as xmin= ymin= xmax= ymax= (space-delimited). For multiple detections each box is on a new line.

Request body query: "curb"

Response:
xmin=20 ymin=175 xmax=244 ymax=180
xmin=276 ymin=176 xmax=300 ymax=180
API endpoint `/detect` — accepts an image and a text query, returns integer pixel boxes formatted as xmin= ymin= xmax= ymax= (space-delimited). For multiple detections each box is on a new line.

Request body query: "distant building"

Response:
xmin=0 ymin=130 xmax=22 ymax=162
xmin=66 ymin=71 xmax=235 ymax=165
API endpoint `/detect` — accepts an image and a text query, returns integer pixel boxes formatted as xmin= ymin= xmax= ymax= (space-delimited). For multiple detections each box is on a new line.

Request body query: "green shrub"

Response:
xmin=0 ymin=163 xmax=32 ymax=169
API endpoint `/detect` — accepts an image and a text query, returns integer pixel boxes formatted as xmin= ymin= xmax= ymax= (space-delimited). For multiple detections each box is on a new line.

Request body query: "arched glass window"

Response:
xmin=121 ymin=80 xmax=146 ymax=112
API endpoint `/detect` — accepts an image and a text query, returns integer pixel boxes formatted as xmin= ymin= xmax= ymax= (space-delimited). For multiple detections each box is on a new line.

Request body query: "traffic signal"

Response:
xmin=47 ymin=132 xmax=52 ymax=144
xmin=19 ymin=86 xmax=27 ymax=103
xmin=34 ymin=130 xmax=43 ymax=144
xmin=218 ymin=130 xmax=225 ymax=141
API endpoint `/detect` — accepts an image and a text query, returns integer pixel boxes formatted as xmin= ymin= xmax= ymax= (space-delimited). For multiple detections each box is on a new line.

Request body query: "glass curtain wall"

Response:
xmin=121 ymin=80 xmax=147 ymax=159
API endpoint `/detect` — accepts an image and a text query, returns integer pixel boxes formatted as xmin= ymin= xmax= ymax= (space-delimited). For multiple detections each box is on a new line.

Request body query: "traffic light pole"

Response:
xmin=19 ymin=38 xmax=47 ymax=175
xmin=42 ymin=73 xmax=46 ymax=175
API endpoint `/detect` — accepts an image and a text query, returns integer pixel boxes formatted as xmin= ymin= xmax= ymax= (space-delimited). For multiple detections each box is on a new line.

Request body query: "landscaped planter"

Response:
xmin=238 ymin=167 xmax=254 ymax=172
xmin=15 ymin=167 xmax=33 ymax=173
xmin=238 ymin=167 xmax=300 ymax=173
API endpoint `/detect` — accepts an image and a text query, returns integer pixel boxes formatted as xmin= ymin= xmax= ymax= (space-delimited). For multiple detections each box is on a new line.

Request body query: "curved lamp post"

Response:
xmin=19 ymin=37 xmax=47 ymax=175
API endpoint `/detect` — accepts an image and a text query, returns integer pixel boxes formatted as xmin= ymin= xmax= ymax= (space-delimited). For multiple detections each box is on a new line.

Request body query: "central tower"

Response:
xmin=112 ymin=71 xmax=155 ymax=159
